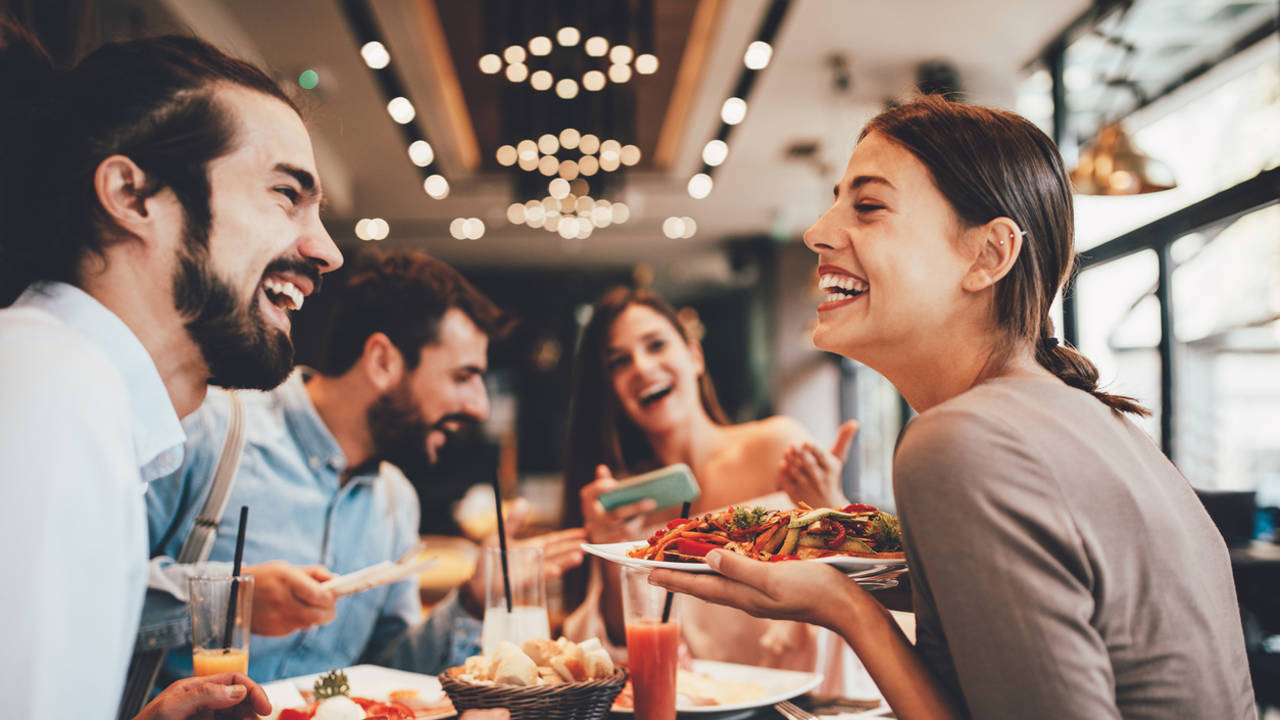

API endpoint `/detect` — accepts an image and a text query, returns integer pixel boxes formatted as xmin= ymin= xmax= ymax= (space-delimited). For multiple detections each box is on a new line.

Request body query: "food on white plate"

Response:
xmin=449 ymin=635 xmax=616 ymax=687
xmin=273 ymin=669 xmax=418 ymax=720
xmin=627 ymin=504 xmax=903 ymax=563
xmin=611 ymin=668 xmax=766 ymax=710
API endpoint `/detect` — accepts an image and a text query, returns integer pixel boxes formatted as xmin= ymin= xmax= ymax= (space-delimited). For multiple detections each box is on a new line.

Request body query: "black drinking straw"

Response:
xmin=660 ymin=501 xmax=692 ymax=623
xmin=223 ymin=505 xmax=248 ymax=650
xmin=490 ymin=476 xmax=513 ymax=612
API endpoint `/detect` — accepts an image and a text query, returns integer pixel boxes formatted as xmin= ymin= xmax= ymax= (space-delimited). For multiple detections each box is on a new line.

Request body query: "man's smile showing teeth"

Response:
xmin=819 ymin=273 xmax=869 ymax=304
xmin=262 ymin=277 xmax=305 ymax=311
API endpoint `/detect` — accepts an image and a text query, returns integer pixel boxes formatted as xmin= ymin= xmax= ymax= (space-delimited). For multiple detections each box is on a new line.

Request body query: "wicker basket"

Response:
xmin=439 ymin=668 xmax=628 ymax=720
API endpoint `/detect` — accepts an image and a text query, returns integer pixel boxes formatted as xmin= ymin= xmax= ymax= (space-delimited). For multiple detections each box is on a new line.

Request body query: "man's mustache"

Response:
xmin=262 ymin=256 xmax=323 ymax=293
xmin=431 ymin=413 xmax=481 ymax=435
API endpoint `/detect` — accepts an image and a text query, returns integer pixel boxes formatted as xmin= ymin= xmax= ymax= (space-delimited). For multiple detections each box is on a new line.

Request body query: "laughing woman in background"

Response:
xmin=649 ymin=95 xmax=1255 ymax=720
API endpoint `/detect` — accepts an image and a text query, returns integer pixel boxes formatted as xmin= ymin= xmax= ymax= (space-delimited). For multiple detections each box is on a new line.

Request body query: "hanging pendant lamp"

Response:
xmin=1070 ymin=122 xmax=1177 ymax=195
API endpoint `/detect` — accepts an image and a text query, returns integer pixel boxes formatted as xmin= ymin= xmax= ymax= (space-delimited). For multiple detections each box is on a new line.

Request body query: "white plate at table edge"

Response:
xmin=259 ymin=664 xmax=450 ymax=719
xmin=582 ymin=541 xmax=905 ymax=576
xmin=611 ymin=658 xmax=824 ymax=715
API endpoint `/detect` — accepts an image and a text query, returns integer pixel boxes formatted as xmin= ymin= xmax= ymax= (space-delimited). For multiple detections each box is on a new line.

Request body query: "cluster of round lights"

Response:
xmin=496 ymin=129 xmax=640 ymax=178
xmin=507 ymin=194 xmax=631 ymax=240
xmin=662 ymin=216 xmax=698 ymax=239
xmin=448 ymin=217 xmax=486 ymax=240
xmin=478 ymin=29 xmax=658 ymax=98
xmin=354 ymin=217 xmax=390 ymax=241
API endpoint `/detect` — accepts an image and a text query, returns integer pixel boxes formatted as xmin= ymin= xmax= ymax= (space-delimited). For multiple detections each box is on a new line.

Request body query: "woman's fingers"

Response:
xmin=830 ymin=419 xmax=859 ymax=460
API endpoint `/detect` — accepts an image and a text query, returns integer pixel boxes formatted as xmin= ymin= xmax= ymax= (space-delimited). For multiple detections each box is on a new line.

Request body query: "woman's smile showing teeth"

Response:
xmin=636 ymin=381 xmax=674 ymax=408
xmin=817 ymin=271 xmax=869 ymax=309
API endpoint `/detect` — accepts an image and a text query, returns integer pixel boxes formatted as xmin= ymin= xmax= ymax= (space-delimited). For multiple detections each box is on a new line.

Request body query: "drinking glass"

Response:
xmin=621 ymin=565 xmax=679 ymax=720
xmin=481 ymin=546 xmax=549 ymax=655
xmin=188 ymin=575 xmax=253 ymax=676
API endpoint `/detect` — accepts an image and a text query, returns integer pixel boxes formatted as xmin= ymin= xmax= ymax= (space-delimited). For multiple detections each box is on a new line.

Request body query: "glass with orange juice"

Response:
xmin=621 ymin=566 xmax=679 ymax=720
xmin=187 ymin=575 xmax=253 ymax=676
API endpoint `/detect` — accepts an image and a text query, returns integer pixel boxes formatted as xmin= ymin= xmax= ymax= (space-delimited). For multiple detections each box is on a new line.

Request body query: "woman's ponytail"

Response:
xmin=1034 ymin=329 xmax=1151 ymax=417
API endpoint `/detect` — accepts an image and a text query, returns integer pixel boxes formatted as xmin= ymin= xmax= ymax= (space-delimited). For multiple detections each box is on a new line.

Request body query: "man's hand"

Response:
xmin=647 ymin=549 xmax=861 ymax=631
xmin=779 ymin=420 xmax=858 ymax=509
xmin=244 ymin=560 xmax=338 ymax=636
xmin=133 ymin=672 xmax=271 ymax=720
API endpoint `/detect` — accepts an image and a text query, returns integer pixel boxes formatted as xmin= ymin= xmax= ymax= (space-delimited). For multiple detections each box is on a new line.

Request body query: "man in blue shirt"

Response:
xmin=143 ymin=251 xmax=586 ymax=684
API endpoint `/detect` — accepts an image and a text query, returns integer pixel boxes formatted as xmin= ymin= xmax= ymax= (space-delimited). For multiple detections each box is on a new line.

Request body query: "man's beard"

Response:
xmin=171 ymin=232 xmax=310 ymax=390
xmin=366 ymin=378 xmax=478 ymax=472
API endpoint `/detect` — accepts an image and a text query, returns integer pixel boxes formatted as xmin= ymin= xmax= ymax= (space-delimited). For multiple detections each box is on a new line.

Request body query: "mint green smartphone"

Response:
xmin=598 ymin=463 xmax=700 ymax=512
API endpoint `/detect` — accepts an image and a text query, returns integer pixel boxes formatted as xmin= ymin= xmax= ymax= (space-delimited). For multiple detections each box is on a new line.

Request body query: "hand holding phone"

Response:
xmin=597 ymin=463 xmax=700 ymax=512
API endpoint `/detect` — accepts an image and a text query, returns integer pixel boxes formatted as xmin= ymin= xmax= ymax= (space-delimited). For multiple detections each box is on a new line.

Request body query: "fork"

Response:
xmin=774 ymin=700 xmax=818 ymax=720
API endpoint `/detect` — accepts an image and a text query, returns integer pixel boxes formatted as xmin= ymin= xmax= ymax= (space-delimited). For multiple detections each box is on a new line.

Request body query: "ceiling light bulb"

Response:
xmin=663 ymin=216 xmax=685 ymax=239
xmin=463 ymin=217 xmax=484 ymax=240
xmin=549 ymin=178 xmax=571 ymax=199
xmin=518 ymin=154 xmax=538 ymax=171
xmin=743 ymin=41 xmax=772 ymax=70
xmin=680 ymin=216 xmax=697 ymax=238
xmin=503 ymin=45 xmax=526 ymax=64
xmin=558 ymin=216 xmax=578 ymax=239
xmin=558 ymin=159 xmax=580 ymax=180
xmin=579 ymin=134 xmax=600 ymax=155
xmin=559 ymin=128 xmax=581 ymax=149
xmin=555 ymin=78 xmax=579 ymax=99
xmin=600 ymin=139 xmax=621 ymax=156
xmin=477 ymin=53 xmax=501 ymax=74
xmin=387 ymin=97 xmax=415 ymax=124
xmin=528 ymin=36 xmax=552 ymax=56
xmin=608 ymin=63 xmax=632 ymax=84
xmin=361 ymin=41 xmax=390 ymax=69
xmin=584 ymin=36 xmax=609 ymax=57
xmin=702 ymin=139 xmax=728 ymax=166
xmin=688 ymin=173 xmax=713 ymax=199
xmin=609 ymin=45 xmax=634 ymax=65
xmin=582 ymin=70 xmax=606 ymax=92
xmin=449 ymin=218 xmax=467 ymax=240
xmin=721 ymin=97 xmax=747 ymax=125
xmin=592 ymin=205 xmax=612 ymax=228
xmin=620 ymin=144 xmax=641 ymax=166
xmin=576 ymin=219 xmax=593 ymax=239
xmin=538 ymin=155 xmax=559 ymax=176
xmin=611 ymin=202 xmax=630 ymax=223
xmin=507 ymin=203 xmax=527 ymax=224
xmin=569 ymin=179 xmax=589 ymax=196
xmin=495 ymin=144 xmax=517 ymax=166
xmin=578 ymin=155 xmax=599 ymax=176
xmin=556 ymin=26 xmax=580 ymax=47
xmin=599 ymin=154 xmax=620 ymax=172
xmin=538 ymin=134 xmax=559 ymax=155
xmin=408 ymin=140 xmax=434 ymax=167
xmin=423 ymin=174 xmax=449 ymax=199
xmin=369 ymin=218 xmax=389 ymax=241
xmin=530 ymin=70 xmax=553 ymax=91
xmin=635 ymin=53 xmax=659 ymax=74
xmin=505 ymin=63 xmax=528 ymax=83
xmin=517 ymin=139 xmax=538 ymax=159
xmin=354 ymin=218 xmax=372 ymax=240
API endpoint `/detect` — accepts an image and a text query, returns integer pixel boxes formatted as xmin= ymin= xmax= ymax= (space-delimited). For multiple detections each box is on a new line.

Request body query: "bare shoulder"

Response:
xmin=720 ymin=416 xmax=811 ymax=463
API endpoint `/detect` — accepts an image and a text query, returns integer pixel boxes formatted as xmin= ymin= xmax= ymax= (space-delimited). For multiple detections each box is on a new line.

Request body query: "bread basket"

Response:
xmin=438 ymin=667 xmax=628 ymax=720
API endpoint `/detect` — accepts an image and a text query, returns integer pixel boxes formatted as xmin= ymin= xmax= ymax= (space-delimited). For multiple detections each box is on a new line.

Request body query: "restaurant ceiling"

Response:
xmin=131 ymin=0 xmax=1091 ymax=270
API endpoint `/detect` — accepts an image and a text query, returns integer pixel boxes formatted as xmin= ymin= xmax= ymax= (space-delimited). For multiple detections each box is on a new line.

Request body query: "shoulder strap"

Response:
xmin=178 ymin=391 xmax=246 ymax=564
xmin=119 ymin=392 xmax=246 ymax=720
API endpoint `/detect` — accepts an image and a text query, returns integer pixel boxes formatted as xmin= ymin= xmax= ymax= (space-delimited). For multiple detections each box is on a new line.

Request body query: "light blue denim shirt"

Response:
xmin=142 ymin=372 xmax=481 ymax=684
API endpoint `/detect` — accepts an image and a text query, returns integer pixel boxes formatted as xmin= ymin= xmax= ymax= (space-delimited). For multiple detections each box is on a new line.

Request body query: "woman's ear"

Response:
xmin=962 ymin=217 xmax=1023 ymax=293
xmin=361 ymin=332 xmax=406 ymax=392
xmin=689 ymin=338 xmax=706 ymax=376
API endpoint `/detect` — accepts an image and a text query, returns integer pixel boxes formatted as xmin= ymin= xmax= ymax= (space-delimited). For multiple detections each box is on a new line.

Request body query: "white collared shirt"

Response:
xmin=0 ymin=281 xmax=185 ymax=719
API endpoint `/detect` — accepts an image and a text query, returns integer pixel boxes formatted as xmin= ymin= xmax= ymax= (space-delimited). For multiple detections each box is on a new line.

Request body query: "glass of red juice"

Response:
xmin=621 ymin=566 xmax=679 ymax=720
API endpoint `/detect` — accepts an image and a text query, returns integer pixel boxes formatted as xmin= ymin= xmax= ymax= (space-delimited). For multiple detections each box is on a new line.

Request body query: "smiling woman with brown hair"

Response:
xmin=560 ymin=286 xmax=859 ymax=684
xmin=649 ymin=95 xmax=1255 ymax=720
